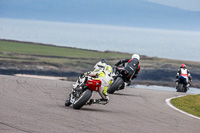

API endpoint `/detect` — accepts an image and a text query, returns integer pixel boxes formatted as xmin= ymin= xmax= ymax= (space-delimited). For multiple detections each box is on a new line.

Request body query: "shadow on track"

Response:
xmin=113 ymin=92 xmax=141 ymax=97
xmin=81 ymin=107 xmax=113 ymax=113
xmin=61 ymin=105 xmax=113 ymax=113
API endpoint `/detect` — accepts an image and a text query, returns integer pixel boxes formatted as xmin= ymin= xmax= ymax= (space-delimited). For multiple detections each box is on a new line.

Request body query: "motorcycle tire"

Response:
xmin=65 ymin=98 xmax=71 ymax=106
xmin=177 ymin=84 xmax=183 ymax=92
xmin=107 ymin=77 xmax=124 ymax=94
xmin=73 ymin=89 xmax=92 ymax=110
xmin=183 ymin=87 xmax=188 ymax=93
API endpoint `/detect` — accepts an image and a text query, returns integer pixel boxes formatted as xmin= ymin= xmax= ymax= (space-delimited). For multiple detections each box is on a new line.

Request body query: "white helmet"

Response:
xmin=94 ymin=61 xmax=107 ymax=71
xmin=132 ymin=54 xmax=140 ymax=61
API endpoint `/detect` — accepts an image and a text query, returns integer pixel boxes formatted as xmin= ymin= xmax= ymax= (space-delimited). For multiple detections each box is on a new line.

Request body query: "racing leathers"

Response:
xmin=176 ymin=68 xmax=192 ymax=87
xmin=82 ymin=68 xmax=113 ymax=105
xmin=89 ymin=70 xmax=112 ymax=104
xmin=115 ymin=58 xmax=140 ymax=82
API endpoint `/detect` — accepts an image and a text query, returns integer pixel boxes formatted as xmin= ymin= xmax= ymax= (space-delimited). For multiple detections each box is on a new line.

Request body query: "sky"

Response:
xmin=0 ymin=0 xmax=200 ymax=30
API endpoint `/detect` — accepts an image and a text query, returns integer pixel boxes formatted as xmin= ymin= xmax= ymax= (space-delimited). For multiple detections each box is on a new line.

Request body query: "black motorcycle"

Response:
xmin=176 ymin=76 xmax=189 ymax=93
xmin=107 ymin=66 xmax=132 ymax=94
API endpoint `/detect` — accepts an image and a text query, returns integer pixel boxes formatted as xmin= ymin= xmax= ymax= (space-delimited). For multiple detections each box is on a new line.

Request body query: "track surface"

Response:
xmin=0 ymin=75 xmax=199 ymax=133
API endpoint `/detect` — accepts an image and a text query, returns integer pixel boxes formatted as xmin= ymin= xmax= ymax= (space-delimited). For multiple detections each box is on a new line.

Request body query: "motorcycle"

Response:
xmin=65 ymin=76 xmax=101 ymax=109
xmin=176 ymin=76 xmax=189 ymax=93
xmin=107 ymin=65 xmax=132 ymax=94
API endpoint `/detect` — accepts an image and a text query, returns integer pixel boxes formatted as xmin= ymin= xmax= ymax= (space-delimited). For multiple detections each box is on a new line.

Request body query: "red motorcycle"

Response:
xmin=65 ymin=76 xmax=101 ymax=109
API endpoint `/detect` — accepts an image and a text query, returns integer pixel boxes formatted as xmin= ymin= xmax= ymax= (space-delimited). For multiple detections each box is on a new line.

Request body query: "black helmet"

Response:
xmin=101 ymin=58 xmax=107 ymax=63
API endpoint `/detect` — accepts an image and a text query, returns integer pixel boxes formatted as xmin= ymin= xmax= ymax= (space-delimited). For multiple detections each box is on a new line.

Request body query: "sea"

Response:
xmin=0 ymin=18 xmax=200 ymax=62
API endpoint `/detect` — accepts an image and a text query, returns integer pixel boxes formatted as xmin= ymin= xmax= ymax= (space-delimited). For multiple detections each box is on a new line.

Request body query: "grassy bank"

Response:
xmin=0 ymin=40 xmax=131 ymax=73
xmin=171 ymin=95 xmax=200 ymax=117
xmin=0 ymin=40 xmax=130 ymax=58
xmin=1 ymin=39 xmax=200 ymax=87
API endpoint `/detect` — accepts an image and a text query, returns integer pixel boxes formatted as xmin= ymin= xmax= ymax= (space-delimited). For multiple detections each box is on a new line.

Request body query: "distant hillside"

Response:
xmin=0 ymin=0 xmax=200 ymax=30
xmin=1 ymin=39 xmax=200 ymax=88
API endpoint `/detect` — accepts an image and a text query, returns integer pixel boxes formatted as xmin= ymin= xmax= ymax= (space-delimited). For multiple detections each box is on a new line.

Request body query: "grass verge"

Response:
xmin=171 ymin=95 xmax=200 ymax=117
xmin=0 ymin=40 xmax=131 ymax=72
xmin=1 ymin=39 xmax=200 ymax=87
xmin=0 ymin=40 xmax=130 ymax=58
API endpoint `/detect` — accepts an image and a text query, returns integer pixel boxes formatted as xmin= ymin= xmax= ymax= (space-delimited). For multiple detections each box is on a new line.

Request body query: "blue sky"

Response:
xmin=0 ymin=0 xmax=200 ymax=30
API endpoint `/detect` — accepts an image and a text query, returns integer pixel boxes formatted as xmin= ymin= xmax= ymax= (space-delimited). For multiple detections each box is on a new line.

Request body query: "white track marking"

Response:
xmin=15 ymin=74 xmax=67 ymax=80
xmin=165 ymin=95 xmax=200 ymax=120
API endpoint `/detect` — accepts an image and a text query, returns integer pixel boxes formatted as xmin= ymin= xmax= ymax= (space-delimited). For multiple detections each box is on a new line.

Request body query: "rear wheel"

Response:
xmin=177 ymin=83 xmax=183 ymax=92
xmin=183 ymin=86 xmax=188 ymax=93
xmin=73 ymin=89 xmax=92 ymax=109
xmin=107 ymin=77 xmax=124 ymax=94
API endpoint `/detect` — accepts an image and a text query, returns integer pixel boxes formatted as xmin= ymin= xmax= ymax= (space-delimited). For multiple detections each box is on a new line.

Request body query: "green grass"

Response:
xmin=171 ymin=95 xmax=200 ymax=117
xmin=1 ymin=39 xmax=200 ymax=87
xmin=1 ymin=40 xmax=200 ymax=69
xmin=1 ymin=39 xmax=200 ymax=73
xmin=0 ymin=40 xmax=130 ymax=59
xmin=0 ymin=40 xmax=133 ymax=72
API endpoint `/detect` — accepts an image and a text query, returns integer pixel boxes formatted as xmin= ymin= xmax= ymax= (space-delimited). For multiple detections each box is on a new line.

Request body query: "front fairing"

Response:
xmin=70 ymin=85 xmax=86 ymax=104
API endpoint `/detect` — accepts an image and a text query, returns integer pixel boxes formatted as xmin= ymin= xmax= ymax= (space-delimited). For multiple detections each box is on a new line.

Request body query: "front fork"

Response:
xmin=69 ymin=87 xmax=84 ymax=104
xmin=69 ymin=93 xmax=75 ymax=104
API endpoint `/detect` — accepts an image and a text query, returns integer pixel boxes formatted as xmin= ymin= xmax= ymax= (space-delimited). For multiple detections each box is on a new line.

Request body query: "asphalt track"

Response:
xmin=0 ymin=75 xmax=199 ymax=133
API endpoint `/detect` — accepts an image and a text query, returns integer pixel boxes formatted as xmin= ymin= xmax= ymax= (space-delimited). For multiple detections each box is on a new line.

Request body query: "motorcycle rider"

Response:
xmin=75 ymin=59 xmax=113 ymax=105
xmin=176 ymin=64 xmax=192 ymax=88
xmin=86 ymin=64 xmax=113 ymax=105
xmin=115 ymin=54 xmax=140 ymax=88
xmin=94 ymin=58 xmax=107 ymax=71
xmin=77 ymin=58 xmax=107 ymax=80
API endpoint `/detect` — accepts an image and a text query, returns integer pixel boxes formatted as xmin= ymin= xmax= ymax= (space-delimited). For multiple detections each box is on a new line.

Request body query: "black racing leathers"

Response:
xmin=115 ymin=58 xmax=140 ymax=81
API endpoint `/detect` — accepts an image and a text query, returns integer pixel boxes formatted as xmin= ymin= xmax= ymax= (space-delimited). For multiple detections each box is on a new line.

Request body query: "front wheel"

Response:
xmin=73 ymin=89 xmax=92 ymax=109
xmin=65 ymin=97 xmax=72 ymax=106
xmin=107 ymin=77 xmax=124 ymax=94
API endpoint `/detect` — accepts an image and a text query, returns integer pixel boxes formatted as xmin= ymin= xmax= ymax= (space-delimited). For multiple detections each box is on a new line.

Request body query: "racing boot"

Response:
xmin=86 ymin=99 xmax=95 ymax=105
xmin=95 ymin=99 xmax=109 ymax=105
xmin=86 ymin=99 xmax=108 ymax=105
xmin=126 ymin=81 xmax=131 ymax=86
xmin=118 ymin=83 xmax=125 ymax=90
